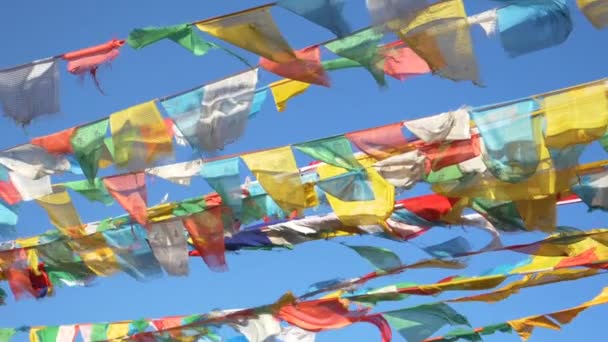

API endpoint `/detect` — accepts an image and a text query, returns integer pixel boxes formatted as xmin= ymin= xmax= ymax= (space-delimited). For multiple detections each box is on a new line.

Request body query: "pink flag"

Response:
xmin=346 ymin=123 xmax=410 ymax=160
xmin=382 ymin=41 xmax=431 ymax=81
xmin=103 ymin=173 xmax=148 ymax=226
xmin=260 ymin=45 xmax=329 ymax=86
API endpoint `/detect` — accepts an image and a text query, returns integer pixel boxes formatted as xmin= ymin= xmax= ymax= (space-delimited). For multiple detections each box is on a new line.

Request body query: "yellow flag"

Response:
xmin=543 ymin=83 xmax=608 ymax=148
xmin=317 ymin=155 xmax=395 ymax=226
xmin=242 ymin=146 xmax=318 ymax=213
xmin=196 ymin=5 xmax=296 ymax=63
xmin=508 ymin=315 xmax=561 ymax=341
xmin=68 ymin=234 xmax=120 ymax=276
xmin=550 ymin=287 xmax=608 ymax=324
xmin=29 ymin=327 xmax=42 ymax=342
xmin=514 ymin=195 xmax=557 ymax=232
xmin=109 ymin=101 xmax=173 ymax=170
xmin=577 ymin=0 xmax=608 ymax=28
xmin=420 ymin=275 xmax=507 ymax=294
xmin=395 ymin=0 xmax=479 ymax=83
xmin=107 ymin=322 xmax=131 ymax=340
xmin=36 ymin=187 xmax=84 ymax=237
xmin=269 ymin=79 xmax=311 ymax=112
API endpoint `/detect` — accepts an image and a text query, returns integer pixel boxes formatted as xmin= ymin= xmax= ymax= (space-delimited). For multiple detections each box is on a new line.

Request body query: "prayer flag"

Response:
xmin=346 ymin=123 xmax=410 ymax=160
xmin=577 ymin=0 xmax=608 ymax=28
xmin=31 ymin=127 xmax=76 ymax=155
xmin=127 ymin=24 xmax=216 ymax=56
xmin=278 ymin=0 xmax=352 ymax=37
xmin=269 ymin=79 xmax=311 ymax=112
xmin=294 ymin=136 xmax=361 ymax=170
xmin=200 ymin=158 xmax=242 ymax=215
xmin=147 ymin=221 xmax=189 ymax=276
xmin=70 ymin=119 xmax=109 ymax=182
xmin=36 ymin=187 xmax=84 ymax=237
xmin=63 ymin=39 xmax=125 ymax=92
xmin=0 ymin=144 xmax=70 ymax=179
xmin=146 ymin=159 xmax=204 ymax=186
xmin=182 ymin=207 xmax=227 ymax=272
xmin=64 ymin=178 xmax=114 ymax=205
xmin=260 ymin=45 xmax=329 ymax=86
xmin=103 ymin=173 xmax=148 ymax=226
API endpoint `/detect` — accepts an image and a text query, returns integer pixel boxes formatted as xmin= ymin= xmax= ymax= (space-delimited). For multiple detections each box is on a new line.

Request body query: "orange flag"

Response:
xmin=103 ymin=173 xmax=148 ymax=226
xmin=260 ymin=45 xmax=329 ymax=86
xmin=31 ymin=127 xmax=77 ymax=154
xmin=182 ymin=207 xmax=227 ymax=272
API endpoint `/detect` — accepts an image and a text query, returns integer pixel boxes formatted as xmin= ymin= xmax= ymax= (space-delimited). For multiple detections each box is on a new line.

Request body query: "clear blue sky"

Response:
xmin=1 ymin=1 xmax=607 ymax=341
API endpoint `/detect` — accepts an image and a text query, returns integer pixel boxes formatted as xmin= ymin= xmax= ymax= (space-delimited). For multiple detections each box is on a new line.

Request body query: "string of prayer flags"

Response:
xmin=147 ymin=221 xmax=189 ymax=276
xmin=543 ymin=82 xmax=608 ymax=148
xmin=182 ymin=207 xmax=228 ymax=272
xmin=268 ymin=79 xmax=311 ymax=112
xmin=31 ymin=127 xmax=76 ymax=155
xmin=242 ymin=146 xmax=318 ymax=214
xmin=395 ymin=0 xmax=480 ymax=84
xmin=0 ymin=58 xmax=60 ymax=126
xmin=325 ymin=28 xmax=386 ymax=86
xmin=36 ymin=187 xmax=84 ymax=237
xmin=496 ymin=0 xmax=572 ymax=57
xmin=103 ymin=173 xmax=148 ymax=226
xmin=346 ymin=123 xmax=410 ymax=161
xmin=30 ymin=325 xmax=78 ymax=342
xmin=161 ymin=69 xmax=258 ymax=153
xmin=0 ymin=144 xmax=70 ymax=180
xmin=127 ymin=24 xmax=216 ymax=56
xmin=145 ymin=159 xmax=204 ymax=186
xmin=471 ymin=99 xmax=542 ymax=183
xmin=577 ymin=0 xmax=608 ymax=28
xmin=63 ymin=179 xmax=114 ymax=206
xmin=260 ymin=45 xmax=329 ymax=86
xmin=196 ymin=5 xmax=297 ymax=63
xmin=109 ymin=101 xmax=173 ymax=170
xmin=62 ymin=39 xmax=125 ymax=92
xmin=200 ymin=158 xmax=243 ymax=215
xmin=277 ymin=0 xmax=352 ymax=38
xmin=70 ymin=119 xmax=109 ymax=182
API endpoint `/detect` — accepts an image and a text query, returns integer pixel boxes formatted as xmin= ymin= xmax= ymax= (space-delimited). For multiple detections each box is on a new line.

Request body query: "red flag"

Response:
xmin=556 ymin=248 xmax=598 ymax=269
xmin=278 ymin=298 xmax=367 ymax=331
xmin=31 ymin=127 xmax=77 ymax=154
xmin=420 ymin=135 xmax=481 ymax=172
xmin=63 ymin=39 xmax=125 ymax=92
xmin=382 ymin=41 xmax=431 ymax=81
xmin=397 ymin=194 xmax=460 ymax=222
xmin=182 ymin=207 xmax=227 ymax=272
xmin=0 ymin=180 xmax=22 ymax=205
xmin=346 ymin=123 xmax=410 ymax=160
xmin=103 ymin=173 xmax=148 ymax=226
xmin=260 ymin=45 xmax=329 ymax=86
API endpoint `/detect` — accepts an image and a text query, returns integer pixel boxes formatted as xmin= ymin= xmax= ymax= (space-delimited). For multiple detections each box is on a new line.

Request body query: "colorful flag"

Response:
xmin=70 ymin=119 xmax=109 ymax=182
xmin=127 ymin=24 xmax=216 ymax=56
xmin=346 ymin=123 xmax=410 ymax=160
xmin=31 ymin=127 xmax=76 ymax=155
xmin=577 ymin=0 xmax=608 ymax=28
xmin=36 ymin=187 xmax=84 ymax=237
xmin=146 ymin=159 xmax=204 ymax=186
xmin=269 ymin=79 xmax=311 ymax=112
xmin=63 ymin=39 xmax=125 ymax=92
xmin=260 ymin=45 xmax=329 ymax=86
xmin=294 ymin=136 xmax=361 ymax=170
xmin=147 ymin=221 xmax=189 ymax=276
xmin=182 ymin=207 xmax=227 ymax=272
xmin=103 ymin=173 xmax=148 ymax=226
xmin=278 ymin=0 xmax=352 ymax=37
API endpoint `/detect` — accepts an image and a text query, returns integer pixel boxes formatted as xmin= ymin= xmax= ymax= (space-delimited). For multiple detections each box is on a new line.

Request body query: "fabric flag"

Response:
xmin=384 ymin=303 xmax=470 ymax=342
xmin=269 ymin=79 xmax=311 ymax=112
xmin=249 ymin=89 xmax=269 ymax=119
xmin=316 ymin=169 xmax=375 ymax=201
xmin=514 ymin=196 xmax=557 ymax=232
xmin=572 ymin=170 xmax=608 ymax=211
xmin=0 ymin=144 xmax=70 ymax=179
xmin=468 ymin=8 xmax=499 ymax=36
xmin=395 ymin=0 xmax=479 ymax=83
xmin=322 ymin=57 xmax=362 ymax=71
xmin=260 ymin=45 xmax=329 ymax=86
xmin=345 ymin=245 xmax=402 ymax=271
xmin=278 ymin=0 xmax=351 ymax=37
xmin=577 ymin=0 xmax=608 ymax=28
xmin=103 ymin=173 xmax=148 ymax=226
xmin=31 ymin=127 xmax=76 ymax=155
xmin=423 ymin=236 xmax=471 ymax=258
xmin=200 ymin=158 xmax=242 ymax=215
xmin=278 ymin=298 xmax=366 ymax=331
xmin=0 ymin=58 xmax=60 ymax=126
xmin=0 ymin=328 xmax=16 ymax=341
xmin=196 ymin=5 xmax=296 ymax=63
xmin=78 ymin=323 xmax=109 ymax=342
xmin=9 ymin=172 xmax=52 ymax=201
xmin=325 ymin=28 xmax=386 ymax=85
xmin=0 ymin=200 xmax=18 ymax=233
xmin=30 ymin=325 xmax=77 ymax=342
xmin=109 ymin=101 xmax=174 ymax=170
xmin=0 ymin=172 xmax=22 ymax=205
xmin=231 ymin=314 xmax=282 ymax=342
xmin=497 ymin=0 xmax=572 ymax=57
xmin=161 ymin=69 xmax=258 ymax=152
xmin=421 ymin=135 xmax=481 ymax=172
xmin=146 ymin=159 xmax=204 ymax=186
xmin=275 ymin=326 xmax=316 ymax=342
xmin=182 ymin=207 xmax=228 ymax=272
xmin=346 ymin=123 xmax=410 ymax=160
xmin=106 ymin=323 xmax=130 ymax=340
xmin=404 ymin=109 xmax=470 ymax=143
xmin=294 ymin=136 xmax=361 ymax=170
xmin=373 ymin=149 xmax=425 ymax=188
xmin=36 ymin=187 xmax=84 ymax=237
xmin=543 ymin=82 xmax=608 ymax=148
xmin=102 ymin=225 xmax=163 ymax=281
xmin=471 ymin=99 xmax=541 ymax=183
xmin=70 ymin=119 xmax=109 ymax=182
xmin=317 ymin=155 xmax=394 ymax=226
xmin=127 ymin=24 xmax=215 ymax=56
xmin=147 ymin=220 xmax=189 ymax=276
xmin=63 ymin=178 xmax=114 ymax=205
xmin=381 ymin=41 xmax=431 ymax=81
xmin=367 ymin=0 xmax=429 ymax=30
xmin=242 ymin=146 xmax=318 ymax=214
xmin=63 ymin=39 xmax=125 ymax=92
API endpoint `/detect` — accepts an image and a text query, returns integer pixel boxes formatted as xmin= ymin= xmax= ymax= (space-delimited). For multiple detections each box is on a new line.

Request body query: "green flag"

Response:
xmin=325 ymin=29 xmax=386 ymax=86
xmin=294 ymin=136 xmax=360 ymax=170
xmin=0 ymin=328 xmax=16 ymax=342
xmin=64 ymin=178 xmax=113 ymax=205
xmin=322 ymin=57 xmax=361 ymax=71
xmin=70 ymin=119 xmax=109 ymax=183
xmin=384 ymin=303 xmax=470 ymax=342
xmin=345 ymin=245 xmax=402 ymax=271
xmin=128 ymin=24 xmax=215 ymax=56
